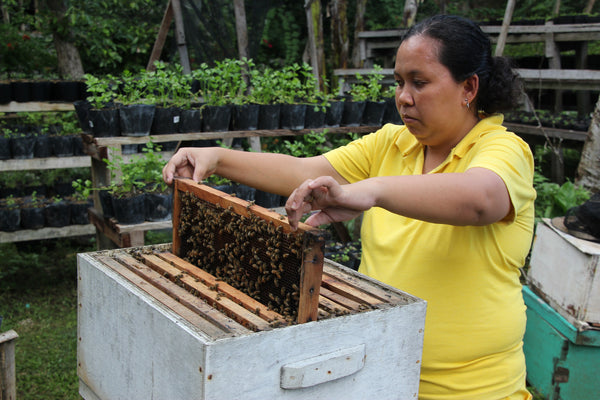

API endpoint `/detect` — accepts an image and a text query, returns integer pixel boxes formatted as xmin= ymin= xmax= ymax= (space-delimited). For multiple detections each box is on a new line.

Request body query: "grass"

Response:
xmin=0 ymin=237 xmax=92 ymax=400
xmin=1 ymin=281 xmax=79 ymax=400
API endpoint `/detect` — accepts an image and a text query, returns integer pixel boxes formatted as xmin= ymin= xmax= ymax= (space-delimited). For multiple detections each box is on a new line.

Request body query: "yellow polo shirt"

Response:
xmin=324 ymin=115 xmax=536 ymax=400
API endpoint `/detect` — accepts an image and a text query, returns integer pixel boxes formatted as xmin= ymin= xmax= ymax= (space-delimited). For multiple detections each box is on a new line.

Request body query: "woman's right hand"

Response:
xmin=162 ymin=147 xmax=220 ymax=185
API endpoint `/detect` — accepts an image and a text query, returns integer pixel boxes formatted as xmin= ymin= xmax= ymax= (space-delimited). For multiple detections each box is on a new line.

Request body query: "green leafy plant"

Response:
xmin=193 ymin=58 xmax=249 ymax=106
xmin=349 ymin=65 xmax=385 ymax=102
xmin=115 ymin=69 xmax=152 ymax=105
xmin=27 ymin=191 xmax=43 ymax=207
xmin=2 ymin=195 xmax=19 ymax=210
xmin=142 ymin=61 xmax=192 ymax=107
xmin=104 ymin=140 xmax=168 ymax=198
xmin=84 ymin=73 xmax=118 ymax=109
xmin=72 ymin=179 xmax=93 ymax=202
xmin=533 ymin=172 xmax=590 ymax=221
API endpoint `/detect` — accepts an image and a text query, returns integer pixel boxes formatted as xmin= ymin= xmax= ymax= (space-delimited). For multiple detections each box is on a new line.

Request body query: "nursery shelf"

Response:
xmin=81 ymin=126 xmax=380 ymax=161
xmin=0 ymin=224 xmax=95 ymax=244
xmin=504 ymin=122 xmax=588 ymax=143
xmin=0 ymin=156 xmax=90 ymax=172
xmin=0 ymin=101 xmax=75 ymax=113
xmin=88 ymin=208 xmax=171 ymax=248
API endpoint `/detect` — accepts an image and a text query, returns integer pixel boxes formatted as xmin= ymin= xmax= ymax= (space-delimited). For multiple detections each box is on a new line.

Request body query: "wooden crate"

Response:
xmin=172 ymin=178 xmax=327 ymax=324
xmin=77 ymin=245 xmax=426 ymax=400
xmin=528 ymin=219 xmax=600 ymax=327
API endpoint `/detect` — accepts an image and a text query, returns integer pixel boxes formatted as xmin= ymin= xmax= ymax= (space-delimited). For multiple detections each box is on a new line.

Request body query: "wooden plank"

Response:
xmin=97 ymin=255 xmax=233 ymax=339
xmin=298 ymin=231 xmax=325 ymax=323
xmin=125 ymin=253 xmax=273 ymax=331
xmin=321 ymin=273 xmax=384 ymax=306
xmin=0 ymin=224 xmax=95 ymax=244
xmin=323 ymin=260 xmax=410 ymax=304
xmin=0 ymin=101 xmax=74 ymax=112
xmin=174 ymin=179 xmax=314 ymax=235
xmin=88 ymin=207 xmax=129 ymax=248
xmin=89 ymin=126 xmax=378 ymax=147
xmin=319 ymin=287 xmax=362 ymax=311
xmin=0 ymin=330 xmax=18 ymax=400
xmin=111 ymin=254 xmax=249 ymax=335
xmin=147 ymin=0 xmax=174 ymax=71
xmin=318 ymin=294 xmax=351 ymax=314
xmin=505 ymin=122 xmax=588 ymax=142
xmin=0 ymin=156 xmax=90 ymax=172
xmin=516 ymin=68 xmax=600 ymax=91
xmin=154 ymin=252 xmax=285 ymax=324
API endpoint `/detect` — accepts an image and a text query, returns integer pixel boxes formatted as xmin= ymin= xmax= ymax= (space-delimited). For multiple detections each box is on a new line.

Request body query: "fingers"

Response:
xmin=162 ymin=148 xmax=204 ymax=185
xmin=285 ymin=177 xmax=340 ymax=230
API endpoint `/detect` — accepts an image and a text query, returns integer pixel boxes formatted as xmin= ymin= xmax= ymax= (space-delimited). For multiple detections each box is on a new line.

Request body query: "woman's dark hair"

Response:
xmin=401 ymin=14 xmax=523 ymax=114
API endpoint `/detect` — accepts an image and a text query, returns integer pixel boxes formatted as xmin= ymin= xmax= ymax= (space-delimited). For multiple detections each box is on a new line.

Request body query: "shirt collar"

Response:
xmin=396 ymin=114 xmax=506 ymax=160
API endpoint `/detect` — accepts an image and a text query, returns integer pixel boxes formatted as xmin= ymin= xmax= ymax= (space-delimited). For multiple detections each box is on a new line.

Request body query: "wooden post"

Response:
xmin=544 ymin=21 xmax=563 ymax=113
xmin=147 ymin=0 xmax=174 ymax=71
xmin=171 ymin=0 xmax=191 ymax=74
xmin=233 ymin=0 xmax=261 ymax=152
xmin=0 ymin=330 xmax=18 ymax=400
xmin=494 ymin=0 xmax=516 ymax=57
xmin=146 ymin=0 xmax=191 ymax=74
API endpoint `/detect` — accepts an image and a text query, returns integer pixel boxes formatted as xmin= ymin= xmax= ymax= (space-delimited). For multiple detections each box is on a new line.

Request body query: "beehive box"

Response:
xmin=523 ymin=285 xmax=600 ymax=400
xmin=77 ymin=245 xmax=426 ymax=399
xmin=528 ymin=219 xmax=600 ymax=327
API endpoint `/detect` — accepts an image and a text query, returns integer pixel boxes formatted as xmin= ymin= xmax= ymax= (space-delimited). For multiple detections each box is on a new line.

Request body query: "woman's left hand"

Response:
xmin=285 ymin=176 xmax=372 ymax=230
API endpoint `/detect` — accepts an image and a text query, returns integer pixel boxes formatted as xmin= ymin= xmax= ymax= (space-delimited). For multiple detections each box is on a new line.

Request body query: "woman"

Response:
xmin=163 ymin=15 xmax=536 ymax=400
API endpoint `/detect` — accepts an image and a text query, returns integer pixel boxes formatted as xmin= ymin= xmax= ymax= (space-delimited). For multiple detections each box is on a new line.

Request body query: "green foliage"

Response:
xmin=264 ymin=130 xmax=359 ymax=158
xmin=1 ymin=194 xmax=18 ymax=209
xmin=192 ymin=58 xmax=249 ymax=106
xmin=84 ymin=73 xmax=118 ymax=108
xmin=258 ymin=6 xmax=305 ymax=67
xmin=248 ymin=62 xmax=321 ymax=105
xmin=142 ymin=61 xmax=193 ymax=107
xmin=104 ymin=140 xmax=167 ymax=197
xmin=58 ymin=0 xmax=167 ymax=74
xmin=0 ymin=22 xmax=56 ymax=78
xmin=72 ymin=178 xmax=93 ymax=202
xmin=349 ymin=65 xmax=385 ymax=102
xmin=533 ymin=172 xmax=590 ymax=221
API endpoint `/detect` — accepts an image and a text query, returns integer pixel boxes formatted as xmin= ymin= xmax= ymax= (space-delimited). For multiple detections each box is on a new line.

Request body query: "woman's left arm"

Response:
xmin=286 ymin=167 xmax=510 ymax=229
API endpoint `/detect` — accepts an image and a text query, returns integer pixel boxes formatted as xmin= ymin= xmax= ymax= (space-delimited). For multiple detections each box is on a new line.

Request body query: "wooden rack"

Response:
xmin=85 ymin=126 xmax=379 ymax=250
xmin=0 ymin=102 xmax=95 ymax=244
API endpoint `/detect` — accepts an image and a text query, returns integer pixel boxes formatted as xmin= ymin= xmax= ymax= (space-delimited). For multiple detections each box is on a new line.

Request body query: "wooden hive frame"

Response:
xmin=172 ymin=178 xmax=327 ymax=324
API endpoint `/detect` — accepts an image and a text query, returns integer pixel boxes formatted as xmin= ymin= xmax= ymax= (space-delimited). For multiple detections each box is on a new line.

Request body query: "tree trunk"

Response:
xmin=583 ymin=0 xmax=596 ymax=15
xmin=1 ymin=0 xmax=10 ymax=23
xmin=553 ymin=0 xmax=561 ymax=16
xmin=305 ymin=0 xmax=326 ymax=92
xmin=576 ymin=95 xmax=600 ymax=193
xmin=351 ymin=0 xmax=367 ymax=68
xmin=329 ymin=0 xmax=349 ymax=70
xmin=53 ymin=34 xmax=85 ymax=79
xmin=403 ymin=0 xmax=419 ymax=27
xmin=43 ymin=0 xmax=84 ymax=79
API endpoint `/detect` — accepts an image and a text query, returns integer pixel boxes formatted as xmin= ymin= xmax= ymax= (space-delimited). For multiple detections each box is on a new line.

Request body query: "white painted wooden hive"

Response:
xmin=77 ymin=244 xmax=426 ymax=400
xmin=528 ymin=219 xmax=600 ymax=328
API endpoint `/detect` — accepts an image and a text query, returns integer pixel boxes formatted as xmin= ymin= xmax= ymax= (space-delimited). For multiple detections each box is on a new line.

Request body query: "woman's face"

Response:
xmin=394 ymin=35 xmax=472 ymax=149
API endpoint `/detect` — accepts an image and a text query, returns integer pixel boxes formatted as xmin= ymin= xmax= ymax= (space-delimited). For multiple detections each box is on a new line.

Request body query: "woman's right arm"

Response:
xmin=162 ymin=147 xmax=347 ymax=196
